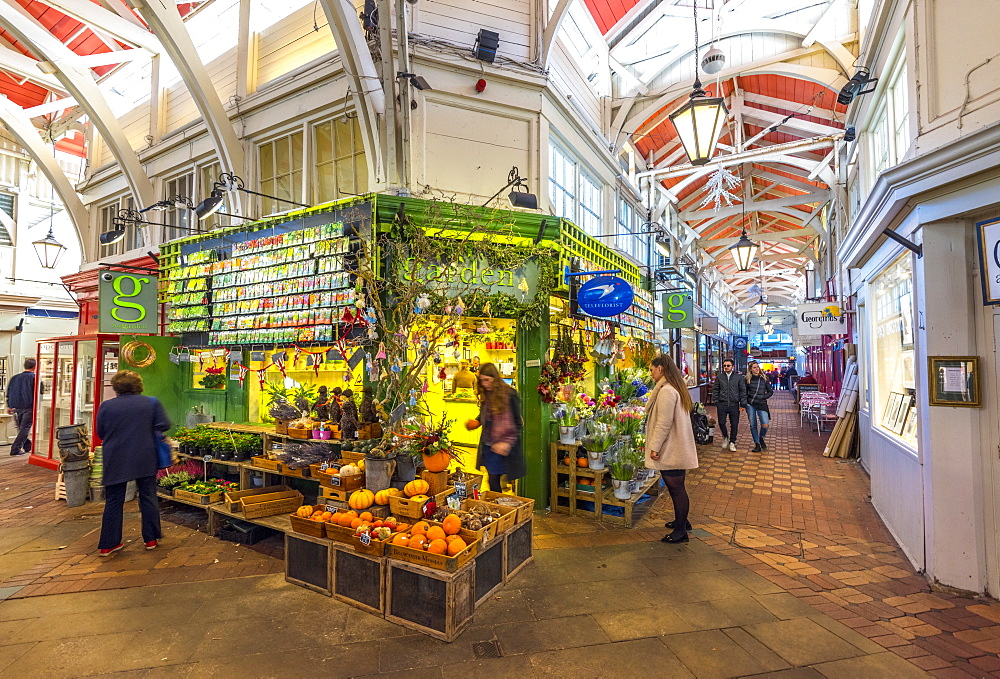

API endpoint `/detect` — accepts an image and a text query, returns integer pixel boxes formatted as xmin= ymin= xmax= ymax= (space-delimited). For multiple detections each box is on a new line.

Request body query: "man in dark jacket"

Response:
xmin=712 ymin=358 xmax=746 ymax=452
xmin=6 ymin=358 xmax=36 ymax=456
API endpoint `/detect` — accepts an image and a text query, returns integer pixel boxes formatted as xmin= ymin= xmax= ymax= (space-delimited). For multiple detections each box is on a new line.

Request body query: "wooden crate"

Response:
xmin=449 ymin=470 xmax=484 ymax=499
xmin=386 ymin=527 xmax=479 ymax=572
xmin=389 ymin=486 xmax=455 ymax=520
xmin=240 ymin=490 xmax=303 ymax=519
xmin=318 ymin=472 xmax=364 ymax=491
xmin=339 ymin=451 xmax=364 ymax=464
xmin=251 ymin=456 xmax=282 ymax=472
xmin=549 ymin=443 xmax=607 ymax=519
xmin=597 ymin=474 xmax=661 ymax=528
xmin=285 ymin=532 xmax=332 ymax=596
xmin=504 ymin=518 xmax=533 ymax=581
xmin=289 ymin=513 xmax=327 ymax=538
xmin=474 ymin=533 xmax=506 ymax=606
xmin=331 ymin=544 xmax=386 ymax=615
xmin=317 ymin=497 xmax=349 ymax=511
xmin=173 ymin=489 xmax=224 ymax=505
xmin=479 ymin=491 xmax=535 ymax=524
xmin=463 ymin=499 xmax=517 ymax=537
xmin=224 ymin=484 xmax=296 ymax=512
xmin=420 ymin=470 xmax=450 ymax=496
xmin=281 ymin=465 xmax=312 ymax=478
xmin=385 ymin=559 xmax=475 ymax=642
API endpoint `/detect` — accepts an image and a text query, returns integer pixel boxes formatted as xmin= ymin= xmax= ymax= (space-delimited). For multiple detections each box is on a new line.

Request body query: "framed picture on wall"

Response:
xmin=882 ymin=392 xmax=903 ymax=429
xmin=891 ymin=393 xmax=911 ymax=434
xmin=901 ymin=406 xmax=918 ymax=442
xmin=899 ymin=293 xmax=914 ymax=348
xmin=928 ymin=356 xmax=981 ymax=407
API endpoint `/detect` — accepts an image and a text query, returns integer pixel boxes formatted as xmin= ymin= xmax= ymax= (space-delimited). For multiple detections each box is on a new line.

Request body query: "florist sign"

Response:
xmin=399 ymin=256 xmax=540 ymax=298
xmin=796 ymin=301 xmax=846 ymax=337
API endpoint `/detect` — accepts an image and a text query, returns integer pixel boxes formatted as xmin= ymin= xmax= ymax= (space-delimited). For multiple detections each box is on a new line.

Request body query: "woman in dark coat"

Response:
xmin=96 ymin=370 xmax=170 ymax=556
xmin=470 ymin=363 xmax=525 ymax=492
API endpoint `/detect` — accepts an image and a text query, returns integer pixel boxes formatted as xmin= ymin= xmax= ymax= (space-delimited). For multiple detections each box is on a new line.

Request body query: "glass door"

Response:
xmin=74 ymin=341 xmax=97 ymax=429
xmin=54 ymin=342 xmax=76 ymax=432
xmin=100 ymin=341 xmax=120 ymax=405
xmin=35 ymin=342 xmax=57 ymax=461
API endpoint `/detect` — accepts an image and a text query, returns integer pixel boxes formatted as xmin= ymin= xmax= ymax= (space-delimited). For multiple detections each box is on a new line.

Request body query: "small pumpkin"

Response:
xmin=340 ymin=464 xmax=361 ymax=477
xmin=404 ymin=479 xmax=430 ymax=497
xmin=422 ymin=450 xmax=451 ymax=473
xmin=295 ymin=505 xmax=313 ymax=518
xmin=446 ymin=537 xmax=467 ymax=556
xmin=441 ymin=514 xmax=462 ymax=535
xmin=349 ymin=489 xmax=375 ymax=510
xmin=427 ymin=539 xmax=447 ymax=554
xmin=576 ymin=457 xmax=587 ymax=468
xmin=374 ymin=487 xmax=402 ymax=505
xmin=409 ymin=494 xmax=429 ymax=504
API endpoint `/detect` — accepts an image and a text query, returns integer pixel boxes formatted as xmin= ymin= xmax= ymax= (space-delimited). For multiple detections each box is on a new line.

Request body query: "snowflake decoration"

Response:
xmin=698 ymin=166 xmax=742 ymax=211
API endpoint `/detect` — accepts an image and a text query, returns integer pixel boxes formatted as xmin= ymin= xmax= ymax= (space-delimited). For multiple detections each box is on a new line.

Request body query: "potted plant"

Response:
xmin=233 ymin=433 xmax=262 ymax=462
xmin=199 ymin=366 xmax=226 ymax=389
xmin=190 ymin=425 xmax=214 ymax=457
xmin=609 ymin=458 xmax=635 ymax=500
xmin=582 ymin=423 xmax=614 ymax=470
xmin=555 ymin=404 xmax=579 ymax=445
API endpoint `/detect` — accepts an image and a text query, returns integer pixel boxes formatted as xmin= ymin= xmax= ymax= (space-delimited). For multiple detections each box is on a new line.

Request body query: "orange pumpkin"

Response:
xmin=409 ymin=534 xmax=429 ymax=550
xmin=426 ymin=525 xmax=446 ymax=542
xmin=359 ymin=511 xmax=373 ymax=522
xmin=392 ymin=534 xmax=410 ymax=546
xmin=411 ymin=521 xmax=429 ymax=535
xmin=577 ymin=457 xmax=588 ymax=468
xmin=427 ymin=539 xmax=448 ymax=555
xmin=374 ymin=488 xmax=402 ymax=505
xmin=349 ymin=489 xmax=375 ymax=510
xmin=404 ymin=479 xmax=430 ymax=497
xmin=442 ymin=514 xmax=462 ymax=535
xmin=465 ymin=419 xmax=480 ymax=430
xmin=447 ymin=537 xmax=467 ymax=556
xmin=422 ymin=450 xmax=451 ymax=473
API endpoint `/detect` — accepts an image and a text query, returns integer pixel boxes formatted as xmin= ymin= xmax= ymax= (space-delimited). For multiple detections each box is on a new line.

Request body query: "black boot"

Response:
xmin=752 ymin=442 xmax=762 ymax=452
xmin=760 ymin=428 xmax=768 ymax=450
xmin=664 ymin=519 xmax=693 ymax=530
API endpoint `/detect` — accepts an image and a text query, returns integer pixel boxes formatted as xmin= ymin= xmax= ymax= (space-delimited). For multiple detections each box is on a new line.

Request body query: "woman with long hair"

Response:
xmin=645 ymin=354 xmax=699 ymax=543
xmin=745 ymin=360 xmax=774 ymax=452
xmin=469 ymin=363 xmax=526 ymax=492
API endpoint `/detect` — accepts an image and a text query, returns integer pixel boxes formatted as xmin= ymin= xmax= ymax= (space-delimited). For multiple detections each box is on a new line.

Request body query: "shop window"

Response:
xmin=314 ymin=116 xmax=368 ymax=203
xmin=97 ymin=196 xmax=139 ymax=257
xmin=865 ymin=52 xmax=910 ymax=184
xmin=258 ymin=131 xmax=304 ymax=215
xmin=616 ymin=198 xmax=648 ymax=264
xmin=548 ymin=142 xmax=576 ymax=221
xmin=579 ymin=174 xmax=602 ymax=237
xmin=0 ymin=192 xmax=13 ymax=245
xmin=870 ymin=254 xmax=917 ymax=445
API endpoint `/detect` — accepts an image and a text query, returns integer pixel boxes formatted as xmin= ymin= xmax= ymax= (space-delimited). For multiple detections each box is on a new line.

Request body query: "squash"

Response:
xmin=340 ymin=463 xmax=361 ymax=477
xmin=427 ymin=539 xmax=447 ymax=554
xmin=422 ymin=450 xmax=451 ymax=473
xmin=349 ymin=489 xmax=375 ymax=510
xmin=295 ymin=505 xmax=313 ymax=518
xmin=409 ymin=494 xmax=429 ymax=504
xmin=441 ymin=514 xmax=462 ymax=535
xmin=374 ymin=487 xmax=402 ymax=505
xmin=404 ymin=479 xmax=430 ymax=497
xmin=446 ymin=537 xmax=467 ymax=556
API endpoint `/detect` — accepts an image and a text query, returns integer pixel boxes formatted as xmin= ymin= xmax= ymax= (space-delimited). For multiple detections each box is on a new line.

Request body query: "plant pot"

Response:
xmin=559 ymin=426 xmax=577 ymax=445
xmin=587 ymin=449 xmax=606 ymax=470
xmin=612 ymin=478 xmax=631 ymax=500
xmin=312 ymin=430 xmax=332 ymax=440
xmin=364 ymin=456 xmax=396 ymax=493
xmin=395 ymin=454 xmax=418 ymax=482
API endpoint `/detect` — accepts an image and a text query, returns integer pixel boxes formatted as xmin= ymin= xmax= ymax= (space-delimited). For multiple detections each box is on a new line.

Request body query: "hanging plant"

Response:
xmin=199 ymin=367 xmax=226 ymax=389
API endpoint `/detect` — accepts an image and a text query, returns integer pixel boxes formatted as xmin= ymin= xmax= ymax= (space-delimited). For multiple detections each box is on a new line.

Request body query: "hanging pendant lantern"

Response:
xmin=32 ymin=227 xmax=66 ymax=269
xmin=729 ymin=230 xmax=757 ymax=271
xmin=753 ymin=296 xmax=768 ymax=318
xmin=669 ymin=81 xmax=729 ymax=166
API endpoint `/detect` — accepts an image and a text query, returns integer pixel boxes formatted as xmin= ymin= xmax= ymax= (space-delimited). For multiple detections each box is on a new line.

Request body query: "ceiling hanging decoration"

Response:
xmin=698 ymin=165 xmax=742 ymax=210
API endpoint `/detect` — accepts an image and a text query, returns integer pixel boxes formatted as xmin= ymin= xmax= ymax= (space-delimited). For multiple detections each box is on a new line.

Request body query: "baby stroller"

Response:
xmin=690 ymin=404 xmax=712 ymax=445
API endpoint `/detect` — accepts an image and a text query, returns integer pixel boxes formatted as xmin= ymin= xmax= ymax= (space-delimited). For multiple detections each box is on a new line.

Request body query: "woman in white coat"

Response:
xmin=645 ymin=354 xmax=699 ymax=543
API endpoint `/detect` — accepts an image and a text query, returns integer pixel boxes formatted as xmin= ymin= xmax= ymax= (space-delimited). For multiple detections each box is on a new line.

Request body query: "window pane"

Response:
xmin=336 ymin=159 xmax=354 ymax=196
xmin=316 ymin=162 xmax=335 ymax=203
xmin=355 ymin=154 xmax=368 ymax=193
xmin=335 ymin=120 xmax=352 ymax=158
xmin=275 ymin=138 xmax=291 ymax=176
xmin=291 ymin=132 xmax=303 ymax=169
xmin=259 ymin=143 xmax=274 ymax=180
xmin=353 ymin=119 xmax=365 ymax=152
xmin=315 ymin=122 xmax=334 ymax=165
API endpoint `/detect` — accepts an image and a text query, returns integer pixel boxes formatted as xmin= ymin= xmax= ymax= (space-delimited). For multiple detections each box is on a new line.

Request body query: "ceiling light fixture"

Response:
xmin=397 ymin=72 xmax=432 ymax=91
xmin=668 ymin=1 xmax=728 ymax=166
xmin=33 ymin=194 xmax=66 ymax=269
xmin=196 ymin=173 xmax=308 ymax=220
xmin=753 ymin=296 xmax=768 ymax=318
xmin=837 ymin=68 xmax=878 ymax=106
xmin=482 ymin=166 xmax=538 ymax=210
xmin=729 ymin=230 xmax=757 ymax=271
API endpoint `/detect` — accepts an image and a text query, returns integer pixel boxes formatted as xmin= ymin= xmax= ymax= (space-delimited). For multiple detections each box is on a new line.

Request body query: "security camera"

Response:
xmin=101 ymin=272 xmax=113 ymax=281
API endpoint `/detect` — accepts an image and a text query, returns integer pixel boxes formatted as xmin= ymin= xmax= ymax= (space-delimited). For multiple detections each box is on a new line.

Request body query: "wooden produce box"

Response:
xmin=251 ymin=456 xmax=282 ymax=472
xmin=240 ymin=489 xmax=303 ymax=519
xmin=173 ymin=488 xmax=225 ymax=505
xmin=319 ymin=471 xmax=364 ymax=491
xmin=331 ymin=544 xmax=386 ymax=615
xmin=285 ymin=532 xmax=332 ymax=596
xmin=339 ymin=451 xmax=364 ymax=464
xmin=386 ymin=559 xmax=475 ymax=641
xmin=281 ymin=465 xmax=312 ymax=479
xmin=463 ymin=499 xmax=517 ymax=537
xmin=386 ymin=527 xmax=479 ymax=572
xmin=224 ymin=484 xmax=300 ymax=513
xmin=420 ymin=470 xmax=450 ymax=496
xmin=449 ymin=470 xmax=484 ymax=499
xmin=289 ymin=513 xmax=327 ymax=538
xmin=319 ymin=486 xmax=350 ymax=503
xmin=275 ymin=420 xmax=290 ymax=435
xmin=479 ymin=491 xmax=535 ymax=524
xmin=287 ymin=428 xmax=312 ymax=439
xmin=505 ymin=518 xmax=534 ymax=581
xmin=389 ymin=486 xmax=455 ymax=520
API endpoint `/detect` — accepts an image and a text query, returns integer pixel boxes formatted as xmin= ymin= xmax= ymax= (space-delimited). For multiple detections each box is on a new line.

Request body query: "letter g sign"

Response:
xmin=111 ymin=275 xmax=149 ymax=323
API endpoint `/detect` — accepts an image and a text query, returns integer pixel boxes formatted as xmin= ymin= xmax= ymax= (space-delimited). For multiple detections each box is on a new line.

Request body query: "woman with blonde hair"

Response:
xmin=745 ymin=360 xmax=774 ymax=452
xmin=468 ymin=363 xmax=526 ymax=492
xmin=645 ymin=354 xmax=699 ymax=543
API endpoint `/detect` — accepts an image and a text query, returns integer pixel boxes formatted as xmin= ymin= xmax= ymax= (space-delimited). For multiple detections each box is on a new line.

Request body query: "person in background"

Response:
xmin=469 ymin=362 xmax=525 ymax=492
xmin=744 ymin=361 xmax=774 ymax=452
xmin=711 ymin=358 xmax=746 ymax=452
xmin=451 ymin=360 xmax=478 ymax=394
xmin=645 ymin=354 xmax=698 ymax=543
xmin=96 ymin=370 xmax=170 ymax=557
xmin=786 ymin=360 xmax=799 ymax=390
xmin=470 ymin=356 xmax=481 ymax=374
xmin=778 ymin=366 xmax=788 ymax=390
xmin=768 ymin=369 xmax=779 ymax=390
xmin=794 ymin=370 xmax=818 ymax=402
xmin=6 ymin=358 xmax=36 ymax=456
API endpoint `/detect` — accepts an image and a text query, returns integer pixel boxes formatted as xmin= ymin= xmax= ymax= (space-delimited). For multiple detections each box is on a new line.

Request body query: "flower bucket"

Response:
xmin=612 ymin=479 xmax=632 ymax=500
xmin=627 ymin=479 xmax=640 ymax=495
xmin=559 ymin=426 xmax=577 ymax=445
xmin=587 ymin=449 xmax=605 ymax=470
xmin=395 ymin=454 xmax=418 ymax=483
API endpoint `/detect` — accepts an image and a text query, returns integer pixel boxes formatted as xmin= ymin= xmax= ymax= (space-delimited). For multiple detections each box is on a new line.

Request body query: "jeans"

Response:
xmin=716 ymin=407 xmax=740 ymax=442
xmin=11 ymin=408 xmax=32 ymax=455
xmin=99 ymin=476 xmax=161 ymax=549
xmin=746 ymin=405 xmax=770 ymax=443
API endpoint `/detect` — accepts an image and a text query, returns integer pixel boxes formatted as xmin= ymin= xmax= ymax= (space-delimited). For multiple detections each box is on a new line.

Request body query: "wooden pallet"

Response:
xmin=598 ymin=475 xmax=662 ymax=527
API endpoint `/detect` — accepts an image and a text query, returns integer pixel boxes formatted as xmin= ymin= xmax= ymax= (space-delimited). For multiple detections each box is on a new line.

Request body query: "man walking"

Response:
xmin=712 ymin=359 xmax=746 ymax=452
xmin=7 ymin=358 xmax=36 ymax=456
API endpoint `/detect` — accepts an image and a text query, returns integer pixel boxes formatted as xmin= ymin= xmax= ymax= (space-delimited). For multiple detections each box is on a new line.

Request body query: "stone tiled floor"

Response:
xmin=0 ymin=393 xmax=994 ymax=677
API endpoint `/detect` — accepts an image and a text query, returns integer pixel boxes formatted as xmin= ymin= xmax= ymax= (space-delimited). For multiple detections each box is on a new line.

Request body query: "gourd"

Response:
xmin=375 ymin=488 xmax=402 ymax=505
xmin=295 ymin=505 xmax=313 ymax=518
xmin=349 ymin=489 xmax=375 ymax=510
xmin=442 ymin=514 xmax=462 ymax=535
xmin=404 ymin=479 xmax=430 ymax=497
xmin=339 ymin=464 xmax=361 ymax=477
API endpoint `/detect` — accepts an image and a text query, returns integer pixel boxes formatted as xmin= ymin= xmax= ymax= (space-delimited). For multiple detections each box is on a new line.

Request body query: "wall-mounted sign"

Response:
xmin=700 ymin=317 xmax=719 ymax=334
xmin=577 ymin=275 xmax=634 ymax=317
xmin=733 ymin=336 xmax=748 ymax=350
xmin=99 ymin=271 xmax=158 ymax=335
xmin=661 ymin=292 xmax=694 ymax=329
xmin=796 ymin=302 xmax=846 ymax=337
xmin=976 ymin=217 xmax=1000 ymax=305
xmin=400 ymin=256 xmax=539 ymax=299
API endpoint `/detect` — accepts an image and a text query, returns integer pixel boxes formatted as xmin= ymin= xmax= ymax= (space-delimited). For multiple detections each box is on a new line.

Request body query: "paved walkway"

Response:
xmin=0 ymin=393 xmax=996 ymax=677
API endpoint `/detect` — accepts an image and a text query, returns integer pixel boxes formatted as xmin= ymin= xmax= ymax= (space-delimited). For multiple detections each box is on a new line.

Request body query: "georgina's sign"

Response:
xmin=796 ymin=302 xmax=845 ymax=337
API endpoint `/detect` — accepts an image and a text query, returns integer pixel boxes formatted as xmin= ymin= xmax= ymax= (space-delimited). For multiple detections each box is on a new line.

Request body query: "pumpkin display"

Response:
xmin=295 ymin=505 xmax=313 ymax=518
xmin=441 ymin=514 xmax=462 ymax=535
xmin=339 ymin=464 xmax=361 ymax=477
xmin=404 ymin=479 xmax=430 ymax=497
xmin=447 ymin=537 xmax=467 ymax=556
xmin=374 ymin=488 xmax=402 ymax=505
xmin=422 ymin=450 xmax=451 ymax=473
xmin=349 ymin=489 xmax=375 ymax=510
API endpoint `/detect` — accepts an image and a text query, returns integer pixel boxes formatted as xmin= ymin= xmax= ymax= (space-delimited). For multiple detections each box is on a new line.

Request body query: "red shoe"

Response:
xmin=99 ymin=544 xmax=123 ymax=557
xmin=144 ymin=540 xmax=157 ymax=550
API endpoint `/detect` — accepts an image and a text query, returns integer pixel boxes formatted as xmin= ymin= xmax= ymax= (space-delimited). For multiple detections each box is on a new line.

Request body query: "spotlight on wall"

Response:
xmin=100 ymin=228 xmax=127 ymax=246
xmin=474 ymin=29 xmax=500 ymax=63
xmin=837 ymin=68 xmax=878 ymax=106
xmin=482 ymin=166 xmax=538 ymax=210
xmin=194 ymin=188 xmax=225 ymax=220
xmin=397 ymin=72 xmax=432 ymax=90
xmin=844 ymin=126 xmax=857 ymax=142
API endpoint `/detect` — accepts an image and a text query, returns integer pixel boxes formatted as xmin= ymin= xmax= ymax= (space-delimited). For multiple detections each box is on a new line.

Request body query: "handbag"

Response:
xmin=150 ymin=396 xmax=172 ymax=469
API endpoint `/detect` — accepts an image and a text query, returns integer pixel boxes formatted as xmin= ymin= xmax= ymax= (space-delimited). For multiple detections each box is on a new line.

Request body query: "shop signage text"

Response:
xmin=796 ymin=301 xmax=845 ymax=337
xmin=661 ymin=292 xmax=694 ymax=329
xmin=99 ymin=271 xmax=158 ymax=335
xmin=400 ymin=257 xmax=538 ymax=298
xmin=578 ymin=275 xmax=634 ymax=317
xmin=976 ymin=217 xmax=1000 ymax=305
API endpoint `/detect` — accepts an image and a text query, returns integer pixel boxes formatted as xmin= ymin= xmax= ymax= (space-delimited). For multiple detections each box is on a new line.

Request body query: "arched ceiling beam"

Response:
xmin=129 ymin=0 xmax=245 ymax=209
xmin=701 ymin=227 xmax=818 ymax=248
xmin=681 ymin=190 xmax=829 ymax=221
xmin=0 ymin=95 xmax=91 ymax=261
xmin=43 ymin=0 xmax=162 ymax=52
xmin=0 ymin=0 xmax=156 ymax=207
xmin=319 ymin=0 xmax=384 ymax=191
xmin=0 ymin=45 xmax=66 ymax=92
xmin=539 ymin=0 xmax=573 ymax=69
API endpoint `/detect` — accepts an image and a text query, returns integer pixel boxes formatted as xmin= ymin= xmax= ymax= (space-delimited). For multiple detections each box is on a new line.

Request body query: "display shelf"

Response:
xmin=176 ymin=452 xmax=245 ymax=467
xmin=156 ymin=489 xmax=223 ymax=508
xmin=549 ymin=442 xmax=656 ymax=527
